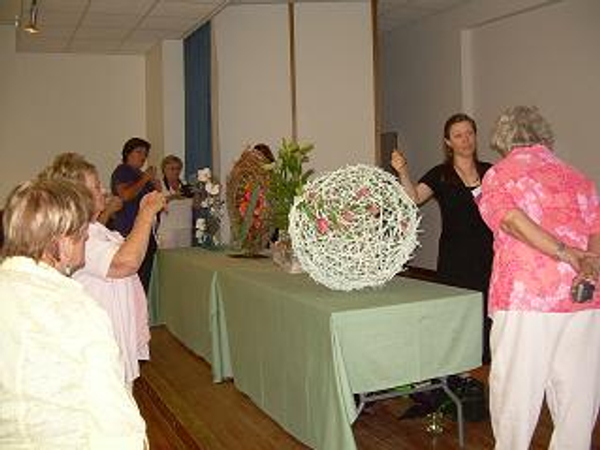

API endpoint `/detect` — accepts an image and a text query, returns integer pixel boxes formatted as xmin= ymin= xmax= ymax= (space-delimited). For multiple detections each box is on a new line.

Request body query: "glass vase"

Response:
xmin=272 ymin=230 xmax=302 ymax=273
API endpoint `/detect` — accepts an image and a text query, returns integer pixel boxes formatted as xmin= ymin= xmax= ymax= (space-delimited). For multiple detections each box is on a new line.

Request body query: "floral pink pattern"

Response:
xmin=479 ymin=145 xmax=600 ymax=314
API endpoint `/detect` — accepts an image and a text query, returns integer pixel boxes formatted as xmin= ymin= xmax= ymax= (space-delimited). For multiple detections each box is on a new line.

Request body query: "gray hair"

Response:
xmin=2 ymin=178 xmax=92 ymax=261
xmin=490 ymin=106 xmax=555 ymax=155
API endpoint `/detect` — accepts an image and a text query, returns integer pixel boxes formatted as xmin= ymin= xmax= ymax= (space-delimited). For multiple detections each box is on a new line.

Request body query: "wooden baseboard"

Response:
xmin=400 ymin=265 xmax=438 ymax=283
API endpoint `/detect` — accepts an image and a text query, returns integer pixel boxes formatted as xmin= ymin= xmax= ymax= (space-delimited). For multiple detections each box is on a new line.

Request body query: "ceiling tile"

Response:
xmin=39 ymin=0 xmax=90 ymax=14
xmin=38 ymin=11 xmax=84 ymax=27
xmin=81 ymin=12 xmax=142 ymax=28
xmin=12 ymin=0 xmax=474 ymax=55
xmin=139 ymin=15 xmax=200 ymax=31
xmin=126 ymin=28 xmax=177 ymax=42
xmin=116 ymin=41 xmax=156 ymax=54
xmin=68 ymin=38 xmax=121 ymax=52
xmin=161 ymin=0 xmax=223 ymax=3
xmin=150 ymin=2 xmax=217 ymax=17
xmin=87 ymin=0 xmax=155 ymax=16
xmin=74 ymin=27 xmax=130 ymax=40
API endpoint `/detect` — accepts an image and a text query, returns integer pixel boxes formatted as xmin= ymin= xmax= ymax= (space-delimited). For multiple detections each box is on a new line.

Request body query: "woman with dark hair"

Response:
xmin=253 ymin=143 xmax=275 ymax=163
xmin=391 ymin=113 xmax=494 ymax=362
xmin=111 ymin=137 xmax=160 ymax=293
xmin=0 ymin=178 xmax=147 ymax=448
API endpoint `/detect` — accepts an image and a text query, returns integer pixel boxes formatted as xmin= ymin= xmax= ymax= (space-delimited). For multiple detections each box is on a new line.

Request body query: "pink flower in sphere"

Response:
xmin=316 ymin=217 xmax=329 ymax=234
xmin=367 ymin=204 xmax=380 ymax=216
xmin=356 ymin=186 xmax=370 ymax=198
xmin=342 ymin=210 xmax=354 ymax=222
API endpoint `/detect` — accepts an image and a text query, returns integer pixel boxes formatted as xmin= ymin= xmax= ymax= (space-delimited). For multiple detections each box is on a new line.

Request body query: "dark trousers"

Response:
xmin=138 ymin=235 xmax=157 ymax=295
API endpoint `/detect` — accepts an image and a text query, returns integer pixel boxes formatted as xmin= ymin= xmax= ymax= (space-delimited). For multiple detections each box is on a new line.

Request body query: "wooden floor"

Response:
xmin=135 ymin=326 xmax=600 ymax=450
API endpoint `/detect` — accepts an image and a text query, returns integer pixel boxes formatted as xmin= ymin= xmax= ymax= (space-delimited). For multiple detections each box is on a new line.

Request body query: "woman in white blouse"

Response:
xmin=157 ymin=154 xmax=193 ymax=249
xmin=0 ymin=178 xmax=147 ymax=449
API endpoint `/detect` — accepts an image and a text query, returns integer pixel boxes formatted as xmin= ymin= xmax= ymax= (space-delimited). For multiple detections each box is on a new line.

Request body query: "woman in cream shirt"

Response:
xmin=0 ymin=178 xmax=147 ymax=449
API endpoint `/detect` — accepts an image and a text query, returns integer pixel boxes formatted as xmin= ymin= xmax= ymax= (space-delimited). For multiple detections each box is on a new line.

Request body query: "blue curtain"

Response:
xmin=184 ymin=22 xmax=212 ymax=181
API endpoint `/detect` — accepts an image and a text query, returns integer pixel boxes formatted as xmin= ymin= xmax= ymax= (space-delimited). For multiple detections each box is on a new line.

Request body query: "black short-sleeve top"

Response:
xmin=418 ymin=162 xmax=493 ymax=291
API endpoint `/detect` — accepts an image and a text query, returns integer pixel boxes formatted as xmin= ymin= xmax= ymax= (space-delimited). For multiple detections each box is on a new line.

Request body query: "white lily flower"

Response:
xmin=200 ymin=200 xmax=209 ymax=208
xmin=205 ymin=181 xmax=213 ymax=193
xmin=195 ymin=218 xmax=206 ymax=231
xmin=197 ymin=168 xmax=211 ymax=183
xmin=209 ymin=183 xmax=220 ymax=196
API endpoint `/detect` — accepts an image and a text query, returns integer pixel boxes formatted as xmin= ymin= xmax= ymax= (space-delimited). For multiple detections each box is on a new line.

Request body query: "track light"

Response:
xmin=24 ymin=0 xmax=40 ymax=34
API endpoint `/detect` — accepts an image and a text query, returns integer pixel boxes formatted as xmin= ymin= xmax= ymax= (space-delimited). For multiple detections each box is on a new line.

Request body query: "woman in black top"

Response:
xmin=391 ymin=113 xmax=493 ymax=363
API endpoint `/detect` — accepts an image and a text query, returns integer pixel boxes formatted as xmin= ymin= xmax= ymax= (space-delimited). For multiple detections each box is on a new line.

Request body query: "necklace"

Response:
xmin=453 ymin=164 xmax=480 ymax=187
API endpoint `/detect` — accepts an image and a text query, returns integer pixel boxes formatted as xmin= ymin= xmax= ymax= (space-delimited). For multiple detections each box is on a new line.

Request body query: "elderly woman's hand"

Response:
xmin=104 ymin=195 xmax=123 ymax=215
xmin=578 ymin=255 xmax=600 ymax=283
xmin=139 ymin=191 xmax=166 ymax=217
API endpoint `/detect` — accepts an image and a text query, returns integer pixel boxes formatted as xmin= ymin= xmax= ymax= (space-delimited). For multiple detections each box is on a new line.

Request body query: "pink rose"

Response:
xmin=356 ymin=187 xmax=370 ymax=198
xmin=316 ymin=217 xmax=329 ymax=234
xmin=367 ymin=204 xmax=380 ymax=216
xmin=342 ymin=210 xmax=355 ymax=222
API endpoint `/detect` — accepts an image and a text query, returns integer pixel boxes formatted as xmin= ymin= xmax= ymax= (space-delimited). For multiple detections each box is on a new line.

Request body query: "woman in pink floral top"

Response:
xmin=479 ymin=106 xmax=600 ymax=449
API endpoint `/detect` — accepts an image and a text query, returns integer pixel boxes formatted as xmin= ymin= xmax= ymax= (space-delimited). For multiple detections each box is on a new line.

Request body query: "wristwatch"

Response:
xmin=555 ymin=241 xmax=567 ymax=261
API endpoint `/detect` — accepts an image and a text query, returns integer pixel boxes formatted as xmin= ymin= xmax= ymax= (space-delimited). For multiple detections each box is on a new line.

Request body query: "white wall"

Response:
xmin=213 ymin=2 xmax=375 ymax=242
xmin=146 ymin=44 xmax=164 ymax=168
xmin=213 ymin=1 xmax=375 ymax=179
xmin=382 ymin=0 xmax=599 ymax=269
xmin=468 ymin=0 xmax=600 ymax=183
xmin=213 ymin=4 xmax=292 ymax=243
xmin=0 ymin=25 xmax=146 ymax=202
xmin=146 ymin=40 xmax=185 ymax=171
xmin=295 ymin=2 xmax=376 ymax=171
xmin=213 ymin=3 xmax=293 ymax=183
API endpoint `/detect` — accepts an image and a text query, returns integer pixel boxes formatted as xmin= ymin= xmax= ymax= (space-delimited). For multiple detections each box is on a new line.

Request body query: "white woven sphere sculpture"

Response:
xmin=289 ymin=164 xmax=420 ymax=291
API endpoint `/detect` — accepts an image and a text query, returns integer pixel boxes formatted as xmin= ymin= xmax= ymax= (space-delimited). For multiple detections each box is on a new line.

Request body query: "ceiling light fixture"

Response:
xmin=23 ymin=0 xmax=40 ymax=34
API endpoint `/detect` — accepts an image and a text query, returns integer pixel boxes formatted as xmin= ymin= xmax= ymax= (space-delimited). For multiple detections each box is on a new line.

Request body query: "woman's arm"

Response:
xmin=107 ymin=191 xmax=165 ymax=278
xmin=391 ymin=150 xmax=434 ymax=205
xmin=97 ymin=196 xmax=123 ymax=226
xmin=500 ymin=208 xmax=591 ymax=272
xmin=115 ymin=172 xmax=153 ymax=202
xmin=115 ymin=166 xmax=161 ymax=202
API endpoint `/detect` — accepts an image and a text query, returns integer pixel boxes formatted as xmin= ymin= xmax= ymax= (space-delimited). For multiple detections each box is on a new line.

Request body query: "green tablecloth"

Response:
xmin=150 ymin=248 xmax=482 ymax=450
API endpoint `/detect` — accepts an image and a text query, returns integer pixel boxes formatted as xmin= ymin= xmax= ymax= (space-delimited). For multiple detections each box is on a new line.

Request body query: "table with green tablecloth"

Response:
xmin=150 ymin=248 xmax=482 ymax=450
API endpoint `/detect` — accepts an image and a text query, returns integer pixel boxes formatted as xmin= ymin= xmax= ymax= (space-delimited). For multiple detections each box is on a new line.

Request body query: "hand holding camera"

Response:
xmin=571 ymin=254 xmax=599 ymax=303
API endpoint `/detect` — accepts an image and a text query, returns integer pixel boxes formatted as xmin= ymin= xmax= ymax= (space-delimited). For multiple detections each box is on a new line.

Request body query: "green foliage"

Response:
xmin=266 ymin=139 xmax=314 ymax=231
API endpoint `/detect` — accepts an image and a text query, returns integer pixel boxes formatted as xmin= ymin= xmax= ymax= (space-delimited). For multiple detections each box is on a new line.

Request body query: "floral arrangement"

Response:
xmin=191 ymin=167 xmax=223 ymax=248
xmin=237 ymin=182 xmax=267 ymax=253
xmin=226 ymin=146 xmax=273 ymax=255
xmin=265 ymin=139 xmax=314 ymax=232
xmin=288 ymin=164 xmax=420 ymax=291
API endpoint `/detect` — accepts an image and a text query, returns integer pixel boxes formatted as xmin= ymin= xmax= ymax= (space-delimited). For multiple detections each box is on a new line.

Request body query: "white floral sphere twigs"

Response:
xmin=289 ymin=164 xmax=420 ymax=291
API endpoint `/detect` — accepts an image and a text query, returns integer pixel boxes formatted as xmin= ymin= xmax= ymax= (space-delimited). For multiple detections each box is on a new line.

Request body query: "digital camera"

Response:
xmin=571 ymin=280 xmax=596 ymax=303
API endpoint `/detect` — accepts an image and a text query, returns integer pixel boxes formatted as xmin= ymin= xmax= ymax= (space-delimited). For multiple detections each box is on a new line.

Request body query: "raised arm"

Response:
xmin=115 ymin=166 xmax=158 ymax=202
xmin=97 ymin=195 xmax=123 ymax=226
xmin=107 ymin=191 xmax=166 ymax=278
xmin=391 ymin=149 xmax=433 ymax=205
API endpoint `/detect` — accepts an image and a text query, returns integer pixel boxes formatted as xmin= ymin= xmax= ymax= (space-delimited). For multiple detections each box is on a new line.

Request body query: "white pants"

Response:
xmin=490 ymin=310 xmax=600 ymax=450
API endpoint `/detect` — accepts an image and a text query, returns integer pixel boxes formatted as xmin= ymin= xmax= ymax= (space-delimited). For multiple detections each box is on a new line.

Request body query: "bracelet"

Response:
xmin=555 ymin=241 xmax=567 ymax=261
